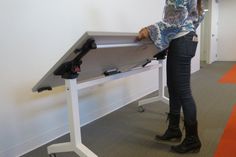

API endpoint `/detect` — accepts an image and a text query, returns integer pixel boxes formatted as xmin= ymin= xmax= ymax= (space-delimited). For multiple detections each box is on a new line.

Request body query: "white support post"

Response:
xmin=46 ymin=64 xmax=163 ymax=156
xmin=47 ymin=79 xmax=98 ymax=157
xmin=138 ymin=60 xmax=169 ymax=111
xmin=158 ymin=60 xmax=169 ymax=104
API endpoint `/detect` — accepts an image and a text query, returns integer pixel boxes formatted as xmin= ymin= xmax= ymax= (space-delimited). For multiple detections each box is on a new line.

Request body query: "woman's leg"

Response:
xmin=168 ymin=32 xmax=201 ymax=153
xmin=168 ymin=54 xmax=197 ymax=124
xmin=154 ymin=44 xmax=184 ymax=143
xmin=167 ymin=31 xmax=199 ymax=124
xmin=167 ymin=48 xmax=183 ymax=116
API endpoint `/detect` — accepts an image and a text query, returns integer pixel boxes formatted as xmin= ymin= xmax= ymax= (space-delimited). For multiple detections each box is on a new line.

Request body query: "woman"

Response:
xmin=137 ymin=0 xmax=205 ymax=154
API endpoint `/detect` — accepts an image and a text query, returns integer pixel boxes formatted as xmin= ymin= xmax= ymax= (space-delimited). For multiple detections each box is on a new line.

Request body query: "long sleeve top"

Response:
xmin=147 ymin=0 xmax=205 ymax=51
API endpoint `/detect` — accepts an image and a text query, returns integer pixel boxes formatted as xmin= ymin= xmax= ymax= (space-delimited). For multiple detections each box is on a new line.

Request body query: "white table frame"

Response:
xmin=47 ymin=62 xmax=165 ymax=157
xmin=138 ymin=60 xmax=169 ymax=112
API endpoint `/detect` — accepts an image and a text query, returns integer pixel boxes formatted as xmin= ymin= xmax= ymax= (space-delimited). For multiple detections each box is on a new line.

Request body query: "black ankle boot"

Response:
xmin=171 ymin=121 xmax=201 ymax=153
xmin=155 ymin=113 xmax=182 ymax=143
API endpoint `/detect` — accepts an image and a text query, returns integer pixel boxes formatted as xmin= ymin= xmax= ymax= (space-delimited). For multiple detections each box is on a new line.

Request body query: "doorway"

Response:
xmin=200 ymin=0 xmax=219 ymax=67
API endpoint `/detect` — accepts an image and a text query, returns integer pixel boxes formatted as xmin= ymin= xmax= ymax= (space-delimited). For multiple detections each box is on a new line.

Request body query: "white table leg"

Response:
xmin=48 ymin=143 xmax=73 ymax=154
xmin=138 ymin=60 xmax=169 ymax=111
xmin=47 ymin=79 xmax=98 ymax=157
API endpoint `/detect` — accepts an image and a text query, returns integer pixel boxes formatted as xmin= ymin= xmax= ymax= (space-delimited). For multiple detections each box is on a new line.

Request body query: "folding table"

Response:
xmin=32 ymin=32 xmax=169 ymax=157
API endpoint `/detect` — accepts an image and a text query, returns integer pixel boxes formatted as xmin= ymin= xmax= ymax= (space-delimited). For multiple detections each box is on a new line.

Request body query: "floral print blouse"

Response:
xmin=147 ymin=0 xmax=205 ymax=51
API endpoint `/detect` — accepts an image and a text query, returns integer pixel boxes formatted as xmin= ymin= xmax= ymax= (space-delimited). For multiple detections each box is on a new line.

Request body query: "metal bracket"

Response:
xmin=53 ymin=38 xmax=97 ymax=79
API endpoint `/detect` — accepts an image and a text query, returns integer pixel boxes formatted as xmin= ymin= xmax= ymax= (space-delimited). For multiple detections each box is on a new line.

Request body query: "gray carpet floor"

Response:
xmin=22 ymin=61 xmax=236 ymax=157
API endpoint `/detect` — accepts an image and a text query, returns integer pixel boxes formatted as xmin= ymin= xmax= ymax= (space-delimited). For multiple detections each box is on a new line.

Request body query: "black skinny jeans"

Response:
xmin=167 ymin=31 xmax=198 ymax=124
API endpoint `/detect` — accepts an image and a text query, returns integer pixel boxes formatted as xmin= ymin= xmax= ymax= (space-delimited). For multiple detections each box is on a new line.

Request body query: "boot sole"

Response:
xmin=170 ymin=146 xmax=201 ymax=154
xmin=155 ymin=137 xmax=182 ymax=145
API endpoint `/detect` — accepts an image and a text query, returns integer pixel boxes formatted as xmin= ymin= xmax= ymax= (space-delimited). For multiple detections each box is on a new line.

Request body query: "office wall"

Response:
xmin=0 ymin=0 xmax=200 ymax=156
xmin=218 ymin=0 xmax=236 ymax=61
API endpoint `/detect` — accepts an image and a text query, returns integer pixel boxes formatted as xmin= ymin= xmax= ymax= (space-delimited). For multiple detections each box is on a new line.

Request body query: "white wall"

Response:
xmin=218 ymin=0 xmax=236 ymax=61
xmin=193 ymin=28 xmax=201 ymax=72
xmin=0 ymin=0 xmax=200 ymax=157
xmin=200 ymin=0 xmax=210 ymax=62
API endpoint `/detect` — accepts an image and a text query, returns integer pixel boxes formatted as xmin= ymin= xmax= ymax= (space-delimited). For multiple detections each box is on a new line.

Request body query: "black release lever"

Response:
xmin=153 ymin=48 xmax=168 ymax=60
xmin=53 ymin=38 xmax=97 ymax=79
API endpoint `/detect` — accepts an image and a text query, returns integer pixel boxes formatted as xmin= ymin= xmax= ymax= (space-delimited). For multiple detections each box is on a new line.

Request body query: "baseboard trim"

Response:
xmin=1 ymin=124 xmax=68 ymax=157
xmin=1 ymin=86 xmax=158 ymax=157
xmin=81 ymin=86 xmax=158 ymax=127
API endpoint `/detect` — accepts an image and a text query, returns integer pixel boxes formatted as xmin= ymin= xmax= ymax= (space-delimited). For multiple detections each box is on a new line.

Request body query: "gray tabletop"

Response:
xmin=32 ymin=32 xmax=158 ymax=92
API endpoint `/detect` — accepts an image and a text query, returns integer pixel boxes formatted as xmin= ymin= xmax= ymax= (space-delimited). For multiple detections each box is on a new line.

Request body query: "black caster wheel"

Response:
xmin=138 ymin=106 xmax=145 ymax=113
xmin=49 ymin=154 xmax=56 ymax=157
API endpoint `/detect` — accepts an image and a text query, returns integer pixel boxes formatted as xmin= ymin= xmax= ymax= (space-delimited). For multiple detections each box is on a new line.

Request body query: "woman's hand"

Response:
xmin=136 ymin=27 xmax=150 ymax=41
